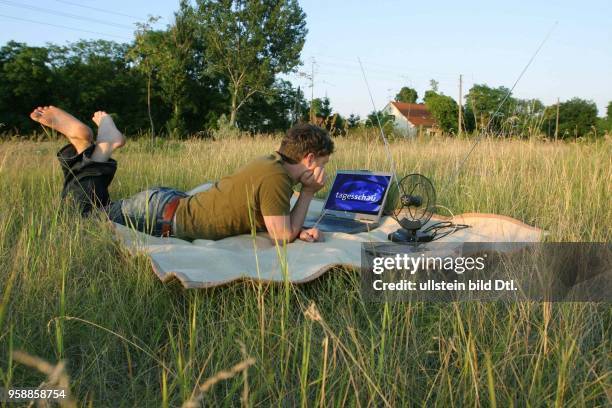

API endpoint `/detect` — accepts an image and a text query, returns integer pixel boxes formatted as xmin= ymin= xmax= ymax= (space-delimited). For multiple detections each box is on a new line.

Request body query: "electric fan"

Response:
xmin=387 ymin=173 xmax=437 ymax=242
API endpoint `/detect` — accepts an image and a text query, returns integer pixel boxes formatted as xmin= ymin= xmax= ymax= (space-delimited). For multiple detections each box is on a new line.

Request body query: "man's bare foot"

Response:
xmin=29 ymin=106 xmax=93 ymax=153
xmin=91 ymin=111 xmax=125 ymax=162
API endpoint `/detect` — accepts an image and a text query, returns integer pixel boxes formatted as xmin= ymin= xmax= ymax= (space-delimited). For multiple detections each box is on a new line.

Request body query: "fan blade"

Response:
xmin=401 ymin=194 xmax=422 ymax=207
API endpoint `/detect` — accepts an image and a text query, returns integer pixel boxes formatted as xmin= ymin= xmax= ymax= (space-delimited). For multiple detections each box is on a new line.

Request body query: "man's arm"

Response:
xmin=263 ymin=167 xmax=325 ymax=243
xmin=263 ymin=190 xmax=314 ymax=243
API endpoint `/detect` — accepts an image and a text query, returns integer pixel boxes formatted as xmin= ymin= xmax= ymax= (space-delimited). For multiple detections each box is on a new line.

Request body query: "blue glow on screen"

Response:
xmin=325 ymin=174 xmax=391 ymax=215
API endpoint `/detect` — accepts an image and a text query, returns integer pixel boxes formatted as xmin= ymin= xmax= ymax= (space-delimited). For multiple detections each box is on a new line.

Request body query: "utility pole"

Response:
xmin=310 ymin=58 xmax=315 ymax=123
xmin=554 ymin=97 xmax=560 ymax=140
xmin=297 ymin=60 xmax=315 ymax=123
xmin=458 ymin=74 xmax=463 ymax=136
xmin=292 ymin=86 xmax=301 ymax=125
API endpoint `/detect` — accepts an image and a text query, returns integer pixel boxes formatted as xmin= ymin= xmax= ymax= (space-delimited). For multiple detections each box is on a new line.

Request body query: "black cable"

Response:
xmin=423 ymin=221 xmax=470 ymax=241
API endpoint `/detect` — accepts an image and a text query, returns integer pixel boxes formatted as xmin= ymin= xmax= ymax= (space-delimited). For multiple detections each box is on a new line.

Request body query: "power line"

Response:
xmin=309 ymin=66 xmax=460 ymax=88
xmin=308 ymin=52 xmax=461 ymax=79
xmin=53 ymin=0 xmax=152 ymax=21
xmin=308 ymin=59 xmax=412 ymax=79
xmin=0 ymin=0 xmax=135 ymax=30
xmin=0 ymin=13 xmax=131 ymax=40
xmin=299 ymin=55 xmax=470 ymax=90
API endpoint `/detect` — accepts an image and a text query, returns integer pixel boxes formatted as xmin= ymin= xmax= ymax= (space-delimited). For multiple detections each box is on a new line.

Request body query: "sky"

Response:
xmin=1 ymin=0 xmax=610 ymax=117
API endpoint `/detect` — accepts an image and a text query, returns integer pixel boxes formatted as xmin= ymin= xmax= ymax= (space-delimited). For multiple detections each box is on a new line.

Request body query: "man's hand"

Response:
xmin=300 ymin=166 xmax=326 ymax=194
xmin=299 ymin=227 xmax=324 ymax=242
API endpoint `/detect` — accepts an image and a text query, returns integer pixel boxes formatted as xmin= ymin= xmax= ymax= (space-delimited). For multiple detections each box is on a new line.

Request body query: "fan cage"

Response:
xmin=390 ymin=173 xmax=436 ymax=226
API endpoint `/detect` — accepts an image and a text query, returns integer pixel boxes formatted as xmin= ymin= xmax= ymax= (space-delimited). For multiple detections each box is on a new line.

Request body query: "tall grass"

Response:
xmin=0 ymin=134 xmax=610 ymax=406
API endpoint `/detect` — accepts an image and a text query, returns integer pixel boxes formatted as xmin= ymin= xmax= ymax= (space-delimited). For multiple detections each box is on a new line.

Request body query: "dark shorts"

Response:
xmin=57 ymin=143 xmax=187 ymax=237
xmin=57 ymin=143 xmax=117 ymax=215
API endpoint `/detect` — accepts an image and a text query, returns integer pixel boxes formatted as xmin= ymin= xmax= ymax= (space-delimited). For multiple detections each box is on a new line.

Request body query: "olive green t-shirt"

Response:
xmin=174 ymin=152 xmax=295 ymax=240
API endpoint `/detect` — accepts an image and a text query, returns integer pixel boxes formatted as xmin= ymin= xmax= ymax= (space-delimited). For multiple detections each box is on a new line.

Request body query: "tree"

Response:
xmin=236 ymin=79 xmax=302 ymax=133
xmin=365 ymin=110 xmax=393 ymax=127
xmin=347 ymin=113 xmax=361 ymax=129
xmin=464 ymin=84 xmax=515 ymax=133
xmin=328 ymin=113 xmax=346 ymax=135
xmin=0 ymin=28 xmax=228 ymax=137
xmin=0 ymin=41 xmax=56 ymax=132
xmin=365 ymin=110 xmax=395 ymax=135
xmin=0 ymin=39 xmax=151 ymax=134
xmin=423 ymin=90 xmax=438 ymax=104
xmin=421 ymin=81 xmax=458 ymax=134
xmin=194 ymin=0 xmax=307 ymax=127
xmin=48 ymin=40 xmax=149 ymax=134
xmin=127 ymin=3 xmax=226 ymax=136
xmin=130 ymin=25 xmax=189 ymax=136
xmin=602 ymin=100 xmax=612 ymax=134
xmin=395 ymin=87 xmax=418 ymax=104
xmin=128 ymin=16 xmax=162 ymax=137
xmin=429 ymin=79 xmax=439 ymax=93
xmin=310 ymin=97 xmax=345 ymax=135
xmin=311 ymin=97 xmax=332 ymax=118
xmin=155 ymin=3 xmax=200 ymax=135
xmin=507 ymin=98 xmax=545 ymax=137
xmin=424 ymin=92 xmax=458 ymax=134
xmin=547 ymin=98 xmax=598 ymax=138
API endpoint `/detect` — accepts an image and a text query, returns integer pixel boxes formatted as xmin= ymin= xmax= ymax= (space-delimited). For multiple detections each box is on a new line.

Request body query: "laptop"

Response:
xmin=303 ymin=170 xmax=393 ymax=234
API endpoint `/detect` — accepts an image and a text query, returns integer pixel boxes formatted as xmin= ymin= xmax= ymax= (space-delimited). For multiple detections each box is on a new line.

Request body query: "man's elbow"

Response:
xmin=268 ymin=229 xmax=299 ymax=244
xmin=263 ymin=215 xmax=299 ymax=244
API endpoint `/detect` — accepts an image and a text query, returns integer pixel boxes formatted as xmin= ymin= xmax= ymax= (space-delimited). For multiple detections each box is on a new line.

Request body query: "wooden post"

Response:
xmin=458 ymin=74 xmax=463 ymax=136
xmin=309 ymin=58 xmax=315 ymax=123
xmin=554 ymin=97 xmax=560 ymax=140
xmin=293 ymin=86 xmax=301 ymax=125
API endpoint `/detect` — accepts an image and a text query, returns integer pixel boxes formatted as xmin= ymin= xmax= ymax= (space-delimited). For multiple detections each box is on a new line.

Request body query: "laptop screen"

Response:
xmin=324 ymin=172 xmax=392 ymax=216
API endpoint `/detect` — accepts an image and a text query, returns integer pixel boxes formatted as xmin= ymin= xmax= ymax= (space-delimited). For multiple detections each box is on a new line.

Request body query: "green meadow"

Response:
xmin=0 ymin=133 xmax=610 ymax=406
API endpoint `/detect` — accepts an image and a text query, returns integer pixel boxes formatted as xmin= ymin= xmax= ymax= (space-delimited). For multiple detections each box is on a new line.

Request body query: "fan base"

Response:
xmin=388 ymin=228 xmax=434 ymax=243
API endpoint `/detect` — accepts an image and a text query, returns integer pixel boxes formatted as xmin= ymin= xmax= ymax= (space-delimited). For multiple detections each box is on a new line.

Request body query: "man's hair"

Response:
xmin=278 ymin=123 xmax=334 ymax=163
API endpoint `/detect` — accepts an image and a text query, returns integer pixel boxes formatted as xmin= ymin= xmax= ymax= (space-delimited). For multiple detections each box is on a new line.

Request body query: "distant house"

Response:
xmin=382 ymin=102 xmax=436 ymax=137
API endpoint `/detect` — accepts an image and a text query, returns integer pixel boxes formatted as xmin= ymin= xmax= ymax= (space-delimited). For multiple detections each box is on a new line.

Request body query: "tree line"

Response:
xmin=0 ymin=0 xmax=609 ymax=139
xmin=366 ymin=81 xmax=611 ymax=139
xmin=0 ymin=0 xmax=310 ymax=136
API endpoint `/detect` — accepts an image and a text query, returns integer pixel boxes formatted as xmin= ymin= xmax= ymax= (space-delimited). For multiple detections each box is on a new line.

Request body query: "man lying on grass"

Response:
xmin=29 ymin=106 xmax=332 ymax=243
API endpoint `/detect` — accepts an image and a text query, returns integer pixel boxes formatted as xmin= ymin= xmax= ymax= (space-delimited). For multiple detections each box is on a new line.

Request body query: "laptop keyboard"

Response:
xmin=319 ymin=216 xmax=364 ymax=226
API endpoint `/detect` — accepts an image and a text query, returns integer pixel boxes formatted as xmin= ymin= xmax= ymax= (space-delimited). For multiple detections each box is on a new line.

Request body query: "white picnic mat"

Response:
xmin=111 ymin=183 xmax=544 ymax=288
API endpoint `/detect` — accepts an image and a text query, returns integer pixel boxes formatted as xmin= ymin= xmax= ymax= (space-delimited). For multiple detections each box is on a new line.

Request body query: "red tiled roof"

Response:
xmin=390 ymin=102 xmax=436 ymax=127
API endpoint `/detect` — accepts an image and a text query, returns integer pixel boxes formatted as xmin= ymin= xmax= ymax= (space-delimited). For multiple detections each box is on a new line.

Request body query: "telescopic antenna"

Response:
xmin=441 ymin=21 xmax=558 ymax=193
xmin=357 ymin=57 xmax=402 ymax=193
